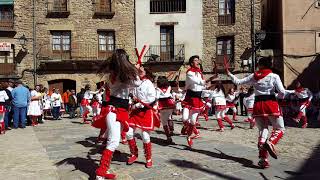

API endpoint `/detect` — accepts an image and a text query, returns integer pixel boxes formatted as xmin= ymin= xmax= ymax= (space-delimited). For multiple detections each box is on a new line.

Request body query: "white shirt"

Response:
xmin=185 ymin=70 xmax=206 ymax=92
xmin=244 ymin=93 xmax=255 ymax=109
xmin=0 ymin=90 xmax=9 ymax=103
xmin=226 ymin=92 xmax=239 ymax=103
xmin=133 ymin=79 xmax=156 ymax=108
xmin=156 ymin=86 xmax=172 ymax=99
xmin=7 ymin=87 xmax=13 ymax=92
xmin=96 ymin=92 xmax=103 ymax=104
xmin=287 ymin=88 xmax=313 ymax=101
xmin=84 ymin=90 xmax=99 ymax=100
xmin=51 ymin=93 xmax=63 ymax=107
xmin=109 ymin=76 xmax=142 ymax=100
xmin=228 ymin=72 xmax=287 ymax=97
xmin=203 ymin=89 xmax=226 ymax=106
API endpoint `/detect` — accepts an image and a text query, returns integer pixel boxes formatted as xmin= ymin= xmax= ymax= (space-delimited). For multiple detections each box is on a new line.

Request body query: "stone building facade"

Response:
xmin=202 ymin=0 xmax=261 ymax=87
xmin=0 ymin=0 xmax=135 ymax=92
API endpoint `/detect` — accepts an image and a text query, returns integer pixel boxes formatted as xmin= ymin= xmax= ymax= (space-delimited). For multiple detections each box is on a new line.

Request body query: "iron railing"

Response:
xmin=150 ymin=0 xmax=186 ymax=13
xmin=0 ymin=14 xmax=14 ymax=30
xmin=47 ymin=0 xmax=70 ymax=13
xmin=218 ymin=14 xmax=235 ymax=25
xmin=0 ymin=63 xmax=15 ymax=75
xmin=143 ymin=44 xmax=185 ymax=63
xmin=38 ymin=43 xmax=122 ymax=61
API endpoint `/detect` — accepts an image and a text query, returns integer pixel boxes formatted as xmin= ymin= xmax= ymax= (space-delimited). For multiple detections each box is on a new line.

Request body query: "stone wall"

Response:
xmin=14 ymin=0 xmax=135 ymax=90
xmin=202 ymin=0 xmax=261 ymax=74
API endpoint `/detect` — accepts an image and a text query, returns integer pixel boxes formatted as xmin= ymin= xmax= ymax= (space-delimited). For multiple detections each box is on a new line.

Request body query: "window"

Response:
xmin=218 ymin=0 xmax=235 ymax=25
xmin=150 ymin=0 xmax=186 ymax=13
xmin=0 ymin=5 xmax=14 ymax=29
xmin=98 ymin=31 xmax=115 ymax=51
xmin=160 ymin=26 xmax=174 ymax=60
xmin=216 ymin=36 xmax=234 ymax=67
xmin=95 ymin=0 xmax=112 ymax=13
xmin=52 ymin=31 xmax=71 ymax=51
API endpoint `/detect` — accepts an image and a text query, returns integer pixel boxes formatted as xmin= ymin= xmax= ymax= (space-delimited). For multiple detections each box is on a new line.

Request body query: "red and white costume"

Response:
xmin=27 ymin=90 xmax=42 ymax=117
xmin=287 ymin=87 xmax=313 ymax=128
xmin=203 ymin=89 xmax=235 ymax=131
xmin=229 ymin=69 xmax=288 ymax=168
xmin=182 ymin=67 xmax=206 ymax=147
xmin=0 ymin=90 xmax=9 ymax=134
xmin=244 ymin=93 xmax=255 ymax=128
xmin=156 ymin=86 xmax=175 ymax=143
xmin=126 ymin=77 xmax=158 ymax=168
xmin=173 ymin=88 xmax=185 ymax=113
xmin=225 ymin=91 xmax=239 ymax=121
xmin=81 ymin=90 xmax=98 ymax=123
xmin=93 ymin=75 xmax=142 ymax=180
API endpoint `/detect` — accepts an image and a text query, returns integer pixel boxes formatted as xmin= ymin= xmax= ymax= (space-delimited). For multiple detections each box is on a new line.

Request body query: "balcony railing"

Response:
xmin=218 ymin=14 xmax=235 ymax=26
xmin=0 ymin=14 xmax=14 ymax=31
xmin=38 ymin=43 xmax=122 ymax=61
xmin=143 ymin=44 xmax=185 ymax=63
xmin=0 ymin=63 xmax=15 ymax=75
xmin=46 ymin=0 xmax=70 ymax=17
xmin=93 ymin=0 xmax=114 ymax=17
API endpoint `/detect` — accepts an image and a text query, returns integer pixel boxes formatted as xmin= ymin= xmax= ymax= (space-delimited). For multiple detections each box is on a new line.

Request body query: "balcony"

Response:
xmin=37 ymin=43 xmax=122 ymax=61
xmin=144 ymin=44 xmax=185 ymax=63
xmin=46 ymin=0 xmax=70 ymax=18
xmin=0 ymin=63 xmax=15 ymax=75
xmin=93 ymin=0 xmax=115 ymax=18
xmin=0 ymin=14 xmax=14 ymax=31
xmin=218 ymin=14 xmax=235 ymax=26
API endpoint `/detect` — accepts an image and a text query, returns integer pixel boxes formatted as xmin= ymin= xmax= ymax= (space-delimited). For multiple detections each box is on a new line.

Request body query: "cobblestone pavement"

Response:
xmin=0 ymin=115 xmax=320 ymax=180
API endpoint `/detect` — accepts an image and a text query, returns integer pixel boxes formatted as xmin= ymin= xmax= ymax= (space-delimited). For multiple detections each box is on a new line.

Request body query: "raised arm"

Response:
xmin=274 ymin=75 xmax=288 ymax=97
xmin=228 ymin=72 xmax=254 ymax=85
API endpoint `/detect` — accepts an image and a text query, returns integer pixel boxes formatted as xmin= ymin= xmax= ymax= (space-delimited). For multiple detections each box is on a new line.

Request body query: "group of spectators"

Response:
xmin=0 ymin=79 xmax=94 ymax=134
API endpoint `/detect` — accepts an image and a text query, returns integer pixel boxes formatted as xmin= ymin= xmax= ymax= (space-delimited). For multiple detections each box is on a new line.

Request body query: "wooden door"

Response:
xmin=49 ymin=81 xmax=63 ymax=96
xmin=160 ymin=26 xmax=174 ymax=61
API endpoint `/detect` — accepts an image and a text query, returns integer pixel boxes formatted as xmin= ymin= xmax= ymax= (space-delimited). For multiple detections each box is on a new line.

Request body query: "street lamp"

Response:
xmin=18 ymin=34 xmax=28 ymax=49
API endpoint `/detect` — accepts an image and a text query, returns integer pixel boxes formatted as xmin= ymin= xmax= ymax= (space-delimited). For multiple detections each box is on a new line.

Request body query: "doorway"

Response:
xmin=48 ymin=79 xmax=76 ymax=95
xmin=160 ymin=25 xmax=174 ymax=61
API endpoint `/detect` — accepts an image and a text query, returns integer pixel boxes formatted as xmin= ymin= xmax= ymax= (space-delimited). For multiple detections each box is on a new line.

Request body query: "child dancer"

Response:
xmin=243 ymin=87 xmax=255 ymax=129
xmin=81 ymin=85 xmax=98 ymax=124
xmin=94 ymin=49 xmax=141 ymax=180
xmin=227 ymin=56 xmax=288 ymax=168
xmin=156 ymin=76 xmax=175 ymax=144
xmin=225 ymin=87 xmax=239 ymax=121
xmin=126 ymin=67 xmax=159 ymax=168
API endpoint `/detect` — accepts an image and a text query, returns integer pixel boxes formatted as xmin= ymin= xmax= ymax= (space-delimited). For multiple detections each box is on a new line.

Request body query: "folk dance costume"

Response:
xmin=81 ymin=90 xmax=98 ymax=124
xmin=126 ymin=77 xmax=159 ymax=168
xmin=93 ymin=76 xmax=142 ymax=180
xmin=287 ymin=86 xmax=313 ymax=128
xmin=0 ymin=90 xmax=9 ymax=134
xmin=42 ymin=92 xmax=51 ymax=117
xmin=243 ymin=93 xmax=255 ymax=129
xmin=228 ymin=68 xmax=287 ymax=168
xmin=204 ymin=89 xmax=235 ymax=132
xmin=225 ymin=91 xmax=239 ymax=121
xmin=173 ymin=88 xmax=184 ymax=115
xmin=156 ymin=86 xmax=175 ymax=144
xmin=182 ymin=67 xmax=205 ymax=147
xmin=27 ymin=90 xmax=42 ymax=126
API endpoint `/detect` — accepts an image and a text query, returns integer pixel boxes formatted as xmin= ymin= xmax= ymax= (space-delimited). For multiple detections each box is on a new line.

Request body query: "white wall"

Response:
xmin=135 ymin=0 xmax=203 ymax=61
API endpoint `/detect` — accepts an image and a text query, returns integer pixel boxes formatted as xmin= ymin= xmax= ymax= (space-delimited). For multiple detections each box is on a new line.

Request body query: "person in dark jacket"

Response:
xmin=76 ymin=88 xmax=85 ymax=117
xmin=68 ymin=89 xmax=77 ymax=118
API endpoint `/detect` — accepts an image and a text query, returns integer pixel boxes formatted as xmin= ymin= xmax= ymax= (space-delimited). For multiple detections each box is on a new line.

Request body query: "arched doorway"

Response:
xmin=48 ymin=79 xmax=76 ymax=95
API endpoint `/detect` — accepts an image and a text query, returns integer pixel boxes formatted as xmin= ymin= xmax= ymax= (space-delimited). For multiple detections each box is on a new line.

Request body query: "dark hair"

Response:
xmin=188 ymin=55 xmax=200 ymax=66
xmin=157 ymin=76 xmax=170 ymax=88
xmin=85 ymin=84 xmax=90 ymax=90
xmin=144 ymin=68 xmax=155 ymax=82
xmin=215 ymin=82 xmax=225 ymax=94
xmin=247 ymin=86 xmax=254 ymax=95
xmin=109 ymin=49 xmax=138 ymax=83
xmin=80 ymin=88 xmax=85 ymax=93
xmin=258 ymin=56 xmax=272 ymax=68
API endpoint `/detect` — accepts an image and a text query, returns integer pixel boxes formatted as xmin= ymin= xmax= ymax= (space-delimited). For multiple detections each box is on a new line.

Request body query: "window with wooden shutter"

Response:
xmin=218 ymin=0 xmax=235 ymax=25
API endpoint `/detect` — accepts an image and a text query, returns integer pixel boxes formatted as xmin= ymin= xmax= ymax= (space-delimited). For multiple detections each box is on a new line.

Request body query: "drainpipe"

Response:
xmin=251 ymin=0 xmax=256 ymax=72
xmin=134 ymin=0 xmax=136 ymax=47
xmin=32 ymin=0 xmax=37 ymax=85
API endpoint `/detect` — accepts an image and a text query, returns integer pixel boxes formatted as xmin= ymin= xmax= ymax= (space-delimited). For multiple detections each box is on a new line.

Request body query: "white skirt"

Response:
xmin=43 ymin=100 xmax=51 ymax=110
xmin=27 ymin=101 xmax=42 ymax=116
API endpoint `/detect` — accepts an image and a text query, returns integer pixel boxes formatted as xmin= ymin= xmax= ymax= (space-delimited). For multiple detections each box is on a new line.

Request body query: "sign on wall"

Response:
xmin=0 ymin=42 xmax=11 ymax=51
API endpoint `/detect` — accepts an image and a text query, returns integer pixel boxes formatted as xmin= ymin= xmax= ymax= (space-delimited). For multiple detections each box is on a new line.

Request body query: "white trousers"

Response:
xmin=215 ymin=109 xmax=227 ymax=119
xmin=126 ymin=127 xmax=151 ymax=143
xmin=182 ymin=108 xmax=201 ymax=125
xmin=105 ymin=112 xmax=121 ymax=151
xmin=255 ymin=116 xmax=285 ymax=143
xmin=160 ymin=109 xmax=173 ymax=126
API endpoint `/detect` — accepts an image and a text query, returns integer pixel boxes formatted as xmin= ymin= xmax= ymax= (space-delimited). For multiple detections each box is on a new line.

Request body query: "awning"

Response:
xmin=0 ymin=0 xmax=13 ymax=5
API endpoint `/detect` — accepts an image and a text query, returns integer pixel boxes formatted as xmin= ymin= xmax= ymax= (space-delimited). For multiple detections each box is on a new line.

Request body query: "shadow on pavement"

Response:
xmin=286 ymin=144 xmax=320 ymax=179
xmin=169 ymin=159 xmax=242 ymax=180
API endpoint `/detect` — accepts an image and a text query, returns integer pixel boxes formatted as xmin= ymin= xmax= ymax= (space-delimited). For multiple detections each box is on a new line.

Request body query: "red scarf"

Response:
xmin=295 ymin=86 xmax=304 ymax=93
xmin=253 ymin=69 xmax=272 ymax=80
xmin=187 ymin=67 xmax=204 ymax=79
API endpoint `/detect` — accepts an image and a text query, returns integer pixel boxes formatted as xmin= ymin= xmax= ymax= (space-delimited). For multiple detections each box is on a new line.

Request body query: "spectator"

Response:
xmin=62 ymin=89 xmax=71 ymax=113
xmin=27 ymin=85 xmax=42 ymax=126
xmin=0 ymin=81 xmax=10 ymax=134
xmin=76 ymin=88 xmax=85 ymax=117
xmin=11 ymin=80 xmax=30 ymax=129
xmin=238 ymin=87 xmax=247 ymax=116
xmin=51 ymin=88 xmax=63 ymax=120
xmin=68 ymin=89 xmax=77 ymax=119
xmin=42 ymin=87 xmax=51 ymax=119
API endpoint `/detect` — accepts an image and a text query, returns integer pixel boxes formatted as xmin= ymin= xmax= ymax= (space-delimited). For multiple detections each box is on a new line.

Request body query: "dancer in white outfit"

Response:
xmin=27 ymin=86 xmax=42 ymax=126
xmin=243 ymin=86 xmax=255 ymax=129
